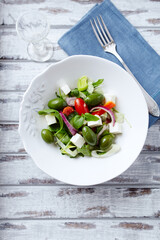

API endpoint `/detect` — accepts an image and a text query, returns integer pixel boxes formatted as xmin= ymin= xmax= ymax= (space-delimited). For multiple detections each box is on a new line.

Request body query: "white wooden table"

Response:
xmin=0 ymin=0 xmax=160 ymax=239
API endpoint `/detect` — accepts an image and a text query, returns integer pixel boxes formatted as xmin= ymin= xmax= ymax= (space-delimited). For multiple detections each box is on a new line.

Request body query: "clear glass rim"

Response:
xmin=16 ymin=10 xmax=50 ymax=43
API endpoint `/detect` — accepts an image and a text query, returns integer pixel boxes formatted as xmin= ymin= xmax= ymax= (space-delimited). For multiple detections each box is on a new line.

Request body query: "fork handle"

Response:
xmin=113 ymin=50 xmax=160 ymax=117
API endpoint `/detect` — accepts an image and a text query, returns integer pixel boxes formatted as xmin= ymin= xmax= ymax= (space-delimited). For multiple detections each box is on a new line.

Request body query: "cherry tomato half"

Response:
xmin=62 ymin=106 xmax=74 ymax=116
xmin=75 ymin=98 xmax=89 ymax=115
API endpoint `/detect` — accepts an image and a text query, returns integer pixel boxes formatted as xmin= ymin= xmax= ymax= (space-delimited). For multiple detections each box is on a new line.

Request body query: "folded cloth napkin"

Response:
xmin=58 ymin=0 xmax=160 ymax=127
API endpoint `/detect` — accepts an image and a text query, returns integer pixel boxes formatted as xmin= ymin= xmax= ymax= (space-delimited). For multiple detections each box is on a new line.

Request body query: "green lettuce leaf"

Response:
xmin=92 ymin=79 xmax=104 ymax=88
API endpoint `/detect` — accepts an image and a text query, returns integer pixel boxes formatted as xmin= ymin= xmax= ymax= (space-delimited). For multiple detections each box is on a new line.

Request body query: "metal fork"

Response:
xmin=90 ymin=15 xmax=160 ymax=117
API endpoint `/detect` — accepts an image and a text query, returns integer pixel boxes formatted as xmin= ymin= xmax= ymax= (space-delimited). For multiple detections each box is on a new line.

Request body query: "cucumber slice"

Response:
xmin=78 ymin=76 xmax=88 ymax=91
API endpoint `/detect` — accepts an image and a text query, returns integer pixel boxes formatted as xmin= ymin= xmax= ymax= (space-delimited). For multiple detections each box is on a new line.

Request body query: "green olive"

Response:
xmin=99 ymin=135 xmax=114 ymax=151
xmin=82 ymin=126 xmax=97 ymax=146
xmin=84 ymin=93 xmax=105 ymax=107
xmin=48 ymin=98 xmax=67 ymax=110
xmin=41 ymin=129 xmax=54 ymax=143
xmin=101 ymin=130 xmax=115 ymax=138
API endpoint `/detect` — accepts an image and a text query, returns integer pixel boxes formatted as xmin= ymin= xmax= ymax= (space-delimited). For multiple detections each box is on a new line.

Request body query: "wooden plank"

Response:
xmin=0 ymin=92 xmax=23 ymax=121
xmin=0 ymin=122 xmax=160 ymax=153
xmin=0 ymin=186 xmax=160 ymax=219
xmin=0 ymin=220 xmax=159 ymax=240
xmin=0 ymin=27 xmax=160 ymax=61
xmin=1 ymin=0 xmax=160 ymax=27
xmin=0 ymin=124 xmax=25 ymax=153
xmin=0 ymin=153 xmax=160 ymax=185
xmin=144 ymin=123 xmax=160 ymax=151
xmin=0 ymin=62 xmax=50 ymax=91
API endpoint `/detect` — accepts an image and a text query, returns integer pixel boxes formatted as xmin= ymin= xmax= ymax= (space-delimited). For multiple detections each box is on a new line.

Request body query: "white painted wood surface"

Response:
xmin=0 ymin=186 xmax=160 ymax=219
xmin=1 ymin=0 xmax=160 ymax=27
xmin=0 ymin=220 xmax=159 ymax=240
xmin=0 ymin=0 xmax=160 ymax=239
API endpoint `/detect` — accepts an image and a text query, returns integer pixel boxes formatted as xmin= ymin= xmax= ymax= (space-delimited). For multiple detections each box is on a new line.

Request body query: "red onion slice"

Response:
xmin=66 ymin=97 xmax=76 ymax=106
xmin=60 ymin=112 xmax=77 ymax=135
xmin=90 ymin=106 xmax=115 ymax=126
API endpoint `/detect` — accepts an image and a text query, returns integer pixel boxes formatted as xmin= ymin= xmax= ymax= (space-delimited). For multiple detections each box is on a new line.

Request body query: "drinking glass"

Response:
xmin=16 ymin=11 xmax=53 ymax=62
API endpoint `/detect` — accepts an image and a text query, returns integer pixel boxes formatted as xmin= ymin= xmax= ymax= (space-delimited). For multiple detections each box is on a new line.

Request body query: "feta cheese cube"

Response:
xmin=109 ymin=122 xmax=122 ymax=134
xmin=61 ymin=84 xmax=71 ymax=95
xmin=70 ymin=133 xmax=85 ymax=148
xmin=104 ymin=94 xmax=116 ymax=104
xmin=45 ymin=114 xmax=57 ymax=126
xmin=87 ymin=115 xmax=102 ymax=128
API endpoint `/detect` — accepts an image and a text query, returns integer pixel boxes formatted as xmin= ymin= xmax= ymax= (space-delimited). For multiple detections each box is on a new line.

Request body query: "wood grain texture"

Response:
xmin=0 ymin=121 xmax=160 ymax=153
xmin=0 ymin=220 xmax=159 ymax=240
xmin=0 ymin=27 xmax=160 ymax=61
xmin=0 ymin=153 xmax=160 ymax=185
xmin=0 ymin=62 xmax=50 ymax=91
xmin=0 ymin=0 xmax=160 ymax=238
xmin=0 ymin=186 xmax=160 ymax=219
xmin=0 ymin=124 xmax=25 ymax=153
xmin=1 ymin=0 xmax=160 ymax=27
xmin=0 ymin=92 xmax=23 ymax=121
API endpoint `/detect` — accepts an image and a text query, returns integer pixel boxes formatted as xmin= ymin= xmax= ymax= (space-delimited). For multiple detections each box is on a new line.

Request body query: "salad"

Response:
xmin=38 ymin=76 xmax=124 ymax=158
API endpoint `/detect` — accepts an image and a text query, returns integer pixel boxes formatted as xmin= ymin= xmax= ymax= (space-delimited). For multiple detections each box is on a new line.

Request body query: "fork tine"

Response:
xmin=96 ymin=16 xmax=110 ymax=43
xmin=93 ymin=18 xmax=106 ymax=45
xmin=99 ymin=15 xmax=114 ymax=42
xmin=90 ymin=20 xmax=104 ymax=48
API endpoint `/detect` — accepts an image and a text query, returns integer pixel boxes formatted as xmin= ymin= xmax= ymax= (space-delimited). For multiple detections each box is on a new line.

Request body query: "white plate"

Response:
xmin=19 ymin=55 xmax=148 ymax=186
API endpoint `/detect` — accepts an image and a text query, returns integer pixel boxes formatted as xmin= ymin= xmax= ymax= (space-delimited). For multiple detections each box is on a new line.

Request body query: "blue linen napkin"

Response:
xmin=58 ymin=0 xmax=160 ymax=127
